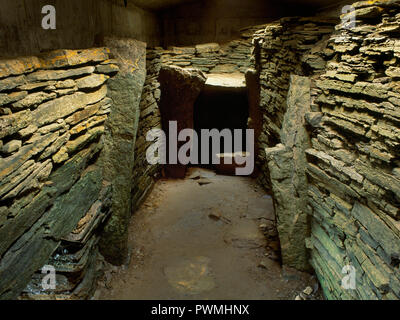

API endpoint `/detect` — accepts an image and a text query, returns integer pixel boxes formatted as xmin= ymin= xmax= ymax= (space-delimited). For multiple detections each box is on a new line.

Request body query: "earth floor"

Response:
xmin=96 ymin=168 xmax=320 ymax=300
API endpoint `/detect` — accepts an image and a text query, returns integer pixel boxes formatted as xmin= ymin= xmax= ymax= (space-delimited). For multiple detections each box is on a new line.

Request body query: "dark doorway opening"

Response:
xmin=194 ymin=84 xmax=249 ymax=167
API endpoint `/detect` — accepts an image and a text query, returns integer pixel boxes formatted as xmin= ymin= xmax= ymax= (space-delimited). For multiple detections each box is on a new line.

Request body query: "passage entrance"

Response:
xmin=194 ymin=73 xmax=249 ymax=167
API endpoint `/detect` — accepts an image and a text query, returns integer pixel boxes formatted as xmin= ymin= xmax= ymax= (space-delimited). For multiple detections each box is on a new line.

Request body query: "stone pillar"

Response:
xmin=265 ymin=75 xmax=312 ymax=272
xmin=98 ymin=38 xmax=146 ymax=266
xmin=158 ymin=65 xmax=206 ymax=178
xmin=246 ymin=68 xmax=262 ymax=178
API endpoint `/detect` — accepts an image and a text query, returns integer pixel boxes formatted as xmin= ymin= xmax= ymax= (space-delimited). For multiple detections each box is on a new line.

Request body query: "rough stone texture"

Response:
xmin=158 ymin=65 xmax=206 ymax=178
xmin=265 ymin=75 xmax=312 ymax=271
xmin=246 ymin=68 xmax=263 ymax=171
xmin=0 ymin=48 xmax=116 ymax=300
xmin=155 ymin=25 xmax=261 ymax=75
xmin=20 ymin=183 xmax=111 ymax=300
xmin=132 ymin=27 xmax=259 ymax=190
xmin=0 ymin=168 xmax=105 ymax=300
xmin=131 ymin=49 xmax=163 ymax=211
xmin=76 ymin=74 xmax=109 ymax=90
xmin=251 ymin=17 xmax=336 ymax=190
xmin=305 ymin=1 xmax=400 ymax=300
xmin=205 ymin=73 xmax=246 ymax=88
xmin=130 ymin=25 xmax=261 ymax=189
xmin=251 ymin=16 xmax=336 ymax=274
xmin=2 ymin=140 xmax=22 ymax=155
xmin=98 ymin=38 xmax=146 ymax=266
xmin=252 ymin=0 xmax=400 ymax=300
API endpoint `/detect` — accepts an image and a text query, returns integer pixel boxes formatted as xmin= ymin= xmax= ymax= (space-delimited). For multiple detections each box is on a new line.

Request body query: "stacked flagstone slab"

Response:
xmin=19 ymin=183 xmax=112 ymax=300
xmin=251 ymin=16 xmax=336 ymax=190
xmin=0 ymin=48 xmax=113 ymax=299
xmin=0 ymin=46 xmax=140 ymax=299
xmin=131 ymin=49 xmax=163 ymax=211
xmin=306 ymin=0 xmax=400 ymax=300
xmin=130 ymin=25 xmax=262 ymax=201
xmin=145 ymin=24 xmax=265 ymax=76
xmin=252 ymin=16 xmax=337 ymax=271
xmin=252 ymin=0 xmax=400 ymax=299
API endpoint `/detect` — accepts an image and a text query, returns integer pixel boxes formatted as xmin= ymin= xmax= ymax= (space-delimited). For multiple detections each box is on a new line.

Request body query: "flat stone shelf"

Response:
xmin=205 ymin=73 xmax=246 ymax=88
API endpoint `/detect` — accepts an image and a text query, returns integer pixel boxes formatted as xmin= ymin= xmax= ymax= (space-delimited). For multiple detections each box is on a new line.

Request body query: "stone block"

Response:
xmin=0 ymin=133 xmax=58 ymax=182
xmin=39 ymin=48 xmax=110 ymax=69
xmin=2 ymin=140 xmax=22 ymax=154
xmin=96 ymin=64 xmax=119 ymax=74
xmin=195 ymin=43 xmax=220 ymax=54
xmin=76 ymin=74 xmax=109 ymax=89
xmin=0 ymin=75 xmax=26 ymax=92
xmin=0 ymin=91 xmax=28 ymax=106
xmin=0 ymin=56 xmax=41 ymax=78
xmin=351 ymin=202 xmax=400 ymax=260
xmin=65 ymin=126 xmax=104 ymax=154
xmin=13 ymin=92 xmax=57 ymax=110
xmin=98 ymin=38 xmax=146 ymax=265
xmin=158 ymin=65 xmax=206 ymax=179
xmin=27 ymin=66 xmax=95 ymax=82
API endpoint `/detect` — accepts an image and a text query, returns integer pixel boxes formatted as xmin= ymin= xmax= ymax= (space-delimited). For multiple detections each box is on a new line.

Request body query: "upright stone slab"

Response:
xmin=158 ymin=65 xmax=206 ymax=178
xmin=98 ymin=38 xmax=146 ymax=266
xmin=265 ymin=75 xmax=312 ymax=272
xmin=246 ymin=68 xmax=262 ymax=175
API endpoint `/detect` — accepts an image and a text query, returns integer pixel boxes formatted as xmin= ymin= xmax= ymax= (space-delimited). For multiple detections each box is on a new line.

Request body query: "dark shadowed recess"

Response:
xmin=194 ymin=86 xmax=249 ymax=166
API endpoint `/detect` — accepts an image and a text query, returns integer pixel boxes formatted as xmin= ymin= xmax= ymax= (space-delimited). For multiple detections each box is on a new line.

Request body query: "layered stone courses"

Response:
xmin=2 ymin=0 xmax=400 ymax=301
xmin=307 ymin=1 xmax=400 ymax=299
xmin=0 ymin=48 xmax=117 ymax=300
xmin=252 ymin=0 xmax=400 ymax=300
xmin=252 ymin=16 xmax=337 ymax=272
xmin=130 ymin=25 xmax=262 ymax=213
xmin=131 ymin=49 xmax=163 ymax=211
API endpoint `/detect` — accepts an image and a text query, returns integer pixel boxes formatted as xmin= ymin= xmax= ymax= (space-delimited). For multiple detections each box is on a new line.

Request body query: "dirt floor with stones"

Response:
xmin=95 ymin=168 xmax=321 ymax=300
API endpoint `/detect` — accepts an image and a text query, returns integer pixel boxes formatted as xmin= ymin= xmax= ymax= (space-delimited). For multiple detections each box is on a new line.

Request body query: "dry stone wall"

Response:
xmin=252 ymin=17 xmax=336 ymax=189
xmin=0 ymin=48 xmax=116 ymax=299
xmin=131 ymin=49 xmax=163 ymax=211
xmin=155 ymin=25 xmax=263 ymax=75
xmin=252 ymin=17 xmax=336 ymax=271
xmin=129 ymin=27 xmax=261 ymax=206
xmin=0 ymin=43 xmax=147 ymax=299
xmin=253 ymin=0 xmax=400 ymax=299
xmin=306 ymin=0 xmax=400 ymax=300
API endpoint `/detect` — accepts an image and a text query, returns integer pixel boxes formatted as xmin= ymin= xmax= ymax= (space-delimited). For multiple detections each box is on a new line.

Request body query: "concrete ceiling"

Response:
xmin=130 ymin=0 xmax=345 ymax=11
xmin=280 ymin=0 xmax=347 ymax=8
xmin=282 ymin=0 xmax=341 ymax=4
xmin=130 ymin=0 xmax=199 ymax=11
